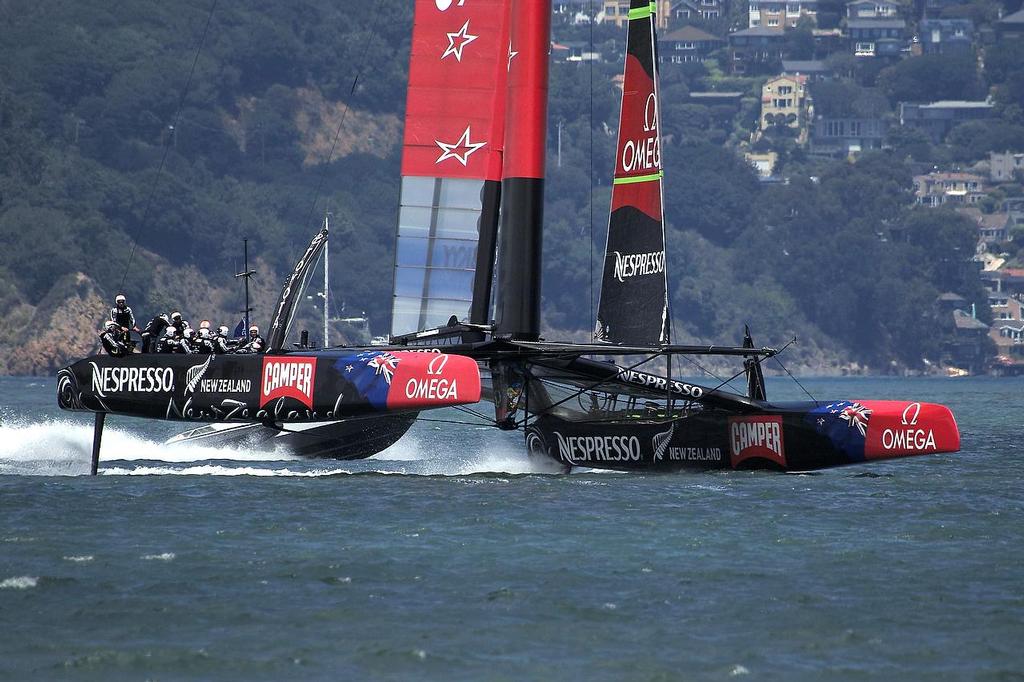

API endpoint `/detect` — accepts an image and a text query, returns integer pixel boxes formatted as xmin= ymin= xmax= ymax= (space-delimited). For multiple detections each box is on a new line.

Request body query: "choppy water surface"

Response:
xmin=1 ymin=375 xmax=1021 ymax=680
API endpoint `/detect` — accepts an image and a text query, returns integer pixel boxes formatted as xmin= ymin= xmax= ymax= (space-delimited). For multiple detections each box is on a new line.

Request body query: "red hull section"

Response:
xmin=856 ymin=400 xmax=961 ymax=460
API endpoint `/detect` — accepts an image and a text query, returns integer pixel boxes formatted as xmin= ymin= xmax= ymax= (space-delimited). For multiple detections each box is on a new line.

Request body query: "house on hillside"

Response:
xmin=600 ymin=0 xmax=673 ymax=27
xmin=670 ymin=0 xmax=725 ymax=21
xmin=748 ymin=0 xmax=819 ymax=28
xmin=899 ymin=99 xmax=994 ymax=142
xmin=956 ymin=207 xmax=1011 ymax=244
xmin=981 ymin=267 xmax=1024 ymax=298
xmin=918 ymin=18 xmax=974 ymax=54
xmin=728 ymin=27 xmax=786 ymax=73
xmin=996 ymin=8 xmax=1024 ymax=40
xmin=661 ymin=25 xmax=725 ymax=63
xmin=845 ymin=0 xmax=901 ymax=18
xmin=810 ymin=116 xmax=889 ymax=155
xmin=845 ymin=18 xmax=907 ymax=57
xmin=914 ymin=172 xmax=987 ymax=206
xmin=551 ymin=40 xmax=602 ymax=62
xmin=988 ymin=293 xmax=1024 ymax=373
xmin=554 ymin=0 xmax=596 ymax=23
xmin=781 ymin=59 xmax=834 ymax=81
xmin=990 ymin=151 xmax=1024 ymax=183
xmin=758 ymin=74 xmax=813 ymax=143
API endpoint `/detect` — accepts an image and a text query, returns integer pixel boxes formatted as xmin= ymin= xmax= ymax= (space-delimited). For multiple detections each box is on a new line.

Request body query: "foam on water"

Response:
xmin=0 ymin=418 xmax=298 ymax=475
xmin=0 ymin=576 xmax=39 ymax=590
xmin=0 ymin=412 xmax=557 ymax=477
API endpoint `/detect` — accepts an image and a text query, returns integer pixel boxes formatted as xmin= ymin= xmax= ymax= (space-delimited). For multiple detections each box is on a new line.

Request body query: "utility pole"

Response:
xmin=557 ymin=119 xmax=564 ymax=168
xmin=235 ymin=239 xmax=256 ymax=333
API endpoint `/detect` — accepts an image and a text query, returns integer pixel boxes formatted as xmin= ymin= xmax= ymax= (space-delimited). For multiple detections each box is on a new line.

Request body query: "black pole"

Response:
xmin=243 ymin=239 xmax=250 ymax=332
xmin=90 ymin=412 xmax=105 ymax=476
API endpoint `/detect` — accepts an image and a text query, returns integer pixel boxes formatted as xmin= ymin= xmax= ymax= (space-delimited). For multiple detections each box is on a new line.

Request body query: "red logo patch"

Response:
xmin=261 ymin=357 xmax=317 ymax=409
xmin=729 ymin=416 xmax=786 ymax=468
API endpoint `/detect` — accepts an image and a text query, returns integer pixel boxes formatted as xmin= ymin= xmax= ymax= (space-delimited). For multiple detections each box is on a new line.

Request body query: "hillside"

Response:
xmin=0 ymin=1 xmax=994 ymax=375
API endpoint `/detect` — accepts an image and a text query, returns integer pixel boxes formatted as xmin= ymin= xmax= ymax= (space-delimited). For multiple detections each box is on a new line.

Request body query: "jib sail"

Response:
xmin=390 ymin=0 xmax=512 ymax=336
xmin=268 ymin=224 xmax=328 ymax=351
xmin=594 ymin=0 xmax=669 ymax=346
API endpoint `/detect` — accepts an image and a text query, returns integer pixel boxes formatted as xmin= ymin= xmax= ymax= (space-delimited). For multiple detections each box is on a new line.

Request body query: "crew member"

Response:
xmin=169 ymin=312 xmax=191 ymax=339
xmin=181 ymin=327 xmax=197 ymax=354
xmin=194 ymin=328 xmax=216 ymax=354
xmin=156 ymin=326 xmax=182 ymax=353
xmin=140 ymin=314 xmax=169 ymax=353
xmin=99 ymin=320 xmax=128 ymax=357
xmin=213 ymin=325 xmax=233 ymax=354
xmin=236 ymin=325 xmax=266 ymax=354
xmin=109 ymin=294 xmax=138 ymax=348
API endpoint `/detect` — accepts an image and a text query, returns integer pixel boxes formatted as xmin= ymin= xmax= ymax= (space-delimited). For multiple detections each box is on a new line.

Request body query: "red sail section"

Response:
xmin=610 ymin=54 xmax=663 ymax=219
xmin=502 ymin=0 xmax=549 ymax=180
xmin=401 ymin=0 xmax=511 ymax=181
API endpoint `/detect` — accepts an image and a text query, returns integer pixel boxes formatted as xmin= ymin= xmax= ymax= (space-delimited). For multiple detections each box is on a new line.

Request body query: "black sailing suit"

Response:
xmin=99 ymin=329 xmax=128 ymax=357
xmin=140 ymin=316 xmax=168 ymax=354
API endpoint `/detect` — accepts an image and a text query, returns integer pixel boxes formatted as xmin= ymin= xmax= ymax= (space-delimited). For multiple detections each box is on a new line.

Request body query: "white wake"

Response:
xmin=0 ymin=417 xmax=558 ymax=477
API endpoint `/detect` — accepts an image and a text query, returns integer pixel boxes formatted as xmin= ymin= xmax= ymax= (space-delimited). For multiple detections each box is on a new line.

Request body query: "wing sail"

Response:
xmin=391 ymin=0 xmax=512 ymax=336
xmin=595 ymin=0 xmax=669 ymax=346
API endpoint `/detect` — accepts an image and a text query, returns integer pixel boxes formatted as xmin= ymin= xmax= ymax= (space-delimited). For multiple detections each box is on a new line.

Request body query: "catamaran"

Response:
xmin=57 ymin=0 xmax=960 ymax=473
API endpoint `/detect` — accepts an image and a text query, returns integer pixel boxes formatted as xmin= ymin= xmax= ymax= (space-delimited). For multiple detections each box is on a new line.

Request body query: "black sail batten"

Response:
xmin=268 ymin=225 xmax=328 ymax=351
xmin=470 ymin=180 xmax=502 ymax=325
xmin=594 ymin=0 xmax=670 ymax=346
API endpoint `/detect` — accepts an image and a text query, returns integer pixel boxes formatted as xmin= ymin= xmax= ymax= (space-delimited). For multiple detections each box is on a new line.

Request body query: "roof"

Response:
xmin=782 ymin=59 xmax=830 ymax=73
xmin=730 ymin=27 xmax=786 ymax=37
xmin=688 ymin=91 xmax=745 ymax=99
xmin=662 ymin=25 xmax=725 ymax=42
xmin=956 ymin=207 xmax=1010 ymax=229
xmin=847 ymin=18 xmax=906 ymax=29
xmin=999 ymin=8 xmax=1024 ymax=24
xmin=918 ymin=100 xmax=993 ymax=109
xmin=953 ymin=309 xmax=989 ymax=331
xmin=916 ymin=171 xmax=986 ymax=182
xmin=920 ymin=18 xmax=974 ymax=28
xmin=938 ymin=292 xmax=967 ymax=301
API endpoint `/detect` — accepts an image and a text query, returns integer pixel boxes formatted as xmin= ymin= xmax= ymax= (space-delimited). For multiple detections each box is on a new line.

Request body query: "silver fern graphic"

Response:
xmin=652 ymin=423 xmax=675 ymax=461
xmin=184 ymin=356 xmax=213 ymax=395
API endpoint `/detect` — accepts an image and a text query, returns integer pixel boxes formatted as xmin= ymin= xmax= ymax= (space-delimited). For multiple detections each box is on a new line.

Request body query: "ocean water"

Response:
xmin=1 ymin=374 xmax=1022 ymax=680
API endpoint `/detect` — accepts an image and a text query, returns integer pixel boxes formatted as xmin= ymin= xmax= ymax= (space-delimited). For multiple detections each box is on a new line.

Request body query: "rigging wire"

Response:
xmin=118 ymin=0 xmax=219 ymax=292
xmin=771 ymin=338 xmax=820 ymax=404
xmin=300 ymin=15 xmax=381 ymax=330
xmin=589 ymin=0 xmax=596 ymax=338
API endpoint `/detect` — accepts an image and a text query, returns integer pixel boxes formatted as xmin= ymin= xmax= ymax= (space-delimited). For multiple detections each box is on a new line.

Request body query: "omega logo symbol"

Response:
xmin=901 ymin=402 xmax=921 ymax=426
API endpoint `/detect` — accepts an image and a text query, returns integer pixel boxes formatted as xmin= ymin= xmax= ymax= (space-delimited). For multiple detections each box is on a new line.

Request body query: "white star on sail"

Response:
xmin=441 ymin=20 xmax=478 ymax=62
xmin=435 ymin=126 xmax=486 ymax=166
xmin=507 ymin=39 xmax=518 ymax=71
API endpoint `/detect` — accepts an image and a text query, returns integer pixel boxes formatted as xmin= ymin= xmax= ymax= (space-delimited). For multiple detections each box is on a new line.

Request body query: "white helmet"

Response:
xmin=217 ymin=325 xmax=229 ymax=336
xmin=199 ymin=328 xmax=211 ymax=338
xmin=115 ymin=294 xmax=126 ymax=304
xmin=105 ymin=320 xmax=118 ymax=329
xmin=199 ymin=320 xmax=211 ymax=329
xmin=184 ymin=328 xmax=195 ymax=339
xmin=249 ymin=325 xmax=259 ymax=333
xmin=171 ymin=311 xmax=182 ymax=321
xmin=165 ymin=326 xmax=177 ymax=337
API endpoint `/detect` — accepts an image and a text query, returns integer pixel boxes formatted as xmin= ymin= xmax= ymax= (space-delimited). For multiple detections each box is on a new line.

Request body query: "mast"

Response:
xmin=235 ymin=239 xmax=256 ymax=334
xmin=493 ymin=0 xmax=551 ymax=340
xmin=324 ymin=212 xmax=330 ymax=346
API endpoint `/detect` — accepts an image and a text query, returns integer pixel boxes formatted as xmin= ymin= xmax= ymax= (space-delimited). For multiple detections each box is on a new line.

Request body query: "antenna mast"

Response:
xmin=324 ymin=213 xmax=330 ymax=347
xmin=235 ymin=238 xmax=256 ymax=334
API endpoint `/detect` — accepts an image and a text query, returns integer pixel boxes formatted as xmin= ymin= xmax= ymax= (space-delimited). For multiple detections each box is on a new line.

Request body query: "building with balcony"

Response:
xmin=990 ymin=151 xmax=1024 ymax=183
xmin=914 ymin=172 xmax=987 ymax=206
xmin=758 ymin=74 xmax=813 ymax=143
xmin=728 ymin=26 xmax=786 ymax=73
xmin=748 ymin=0 xmax=818 ymax=28
xmin=846 ymin=18 xmax=907 ymax=57
xmin=918 ymin=19 xmax=973 ymax=54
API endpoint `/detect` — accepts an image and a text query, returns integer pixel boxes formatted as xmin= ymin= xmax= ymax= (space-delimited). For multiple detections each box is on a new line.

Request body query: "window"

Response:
xmin=778 ymin=85 xmax=793 ymax=94
xmin=767 ymin=17 xmax=780 ymax=25
xmin=787 ymin=3 xmax=800 ymax=12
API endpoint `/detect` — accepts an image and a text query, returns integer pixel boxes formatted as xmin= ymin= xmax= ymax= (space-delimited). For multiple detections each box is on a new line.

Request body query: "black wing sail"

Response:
xmin=594 ymin=0 xmax=669 ymax=346
xmin=267 ymin=225 xmax=328 ymax=351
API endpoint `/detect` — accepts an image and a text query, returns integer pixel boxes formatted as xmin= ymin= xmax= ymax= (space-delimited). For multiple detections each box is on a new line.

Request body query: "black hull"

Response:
xmin=525 ymin=400 xmax=960 ymax=473
xmin=167 ymin=414 xmax=416 ymax=460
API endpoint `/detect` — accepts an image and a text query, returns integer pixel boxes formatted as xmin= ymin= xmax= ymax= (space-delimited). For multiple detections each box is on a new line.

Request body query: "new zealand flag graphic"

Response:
xmin=334 ymin=351 xmax=400 ymax=410
xmin=804 ymin=401 xmax=873 ymax=462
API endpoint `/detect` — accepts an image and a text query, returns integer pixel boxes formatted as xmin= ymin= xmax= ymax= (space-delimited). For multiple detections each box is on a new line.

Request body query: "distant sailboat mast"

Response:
xmin=323 ymin=212 xmax=330 ymax=347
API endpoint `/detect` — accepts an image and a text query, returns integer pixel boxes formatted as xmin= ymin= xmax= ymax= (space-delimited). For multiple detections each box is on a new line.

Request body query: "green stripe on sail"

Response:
xmin=628 ymin=4 xmax=654 ymax=19
xmin=613 ymin=171 xmax=663 ymax=185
